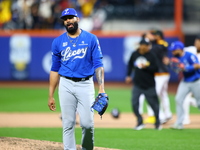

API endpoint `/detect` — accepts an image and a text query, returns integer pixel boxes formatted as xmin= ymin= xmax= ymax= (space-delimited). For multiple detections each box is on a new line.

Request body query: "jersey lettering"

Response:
xmin=61 ymin=46 xmax=88 ymax=61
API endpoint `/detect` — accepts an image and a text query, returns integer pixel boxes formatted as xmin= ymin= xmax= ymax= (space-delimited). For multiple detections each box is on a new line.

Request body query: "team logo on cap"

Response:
xmin=171 ymin=43 xmax=175 ymax=47
xmin=64 ymin=9 xmax=70 ymax=15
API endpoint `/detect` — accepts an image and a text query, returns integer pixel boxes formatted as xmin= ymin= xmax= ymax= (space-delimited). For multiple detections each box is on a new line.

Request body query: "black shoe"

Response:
xmin=155 ymin=124 xmax=162 ymax=130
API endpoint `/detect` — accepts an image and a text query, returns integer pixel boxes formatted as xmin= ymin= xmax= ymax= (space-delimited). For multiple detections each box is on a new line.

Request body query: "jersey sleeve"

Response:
xmin=144 ymin=52 xmax=159 ymax=73
xmin=127 ymin=52 xmax=135 ymax=76
xmin=51 ymin=39 xmax=61 ymax=72
xmin=91 ymin=35 xmax=103 ymax=69
xmin=184 ymin=53 xmax=199 ymax=72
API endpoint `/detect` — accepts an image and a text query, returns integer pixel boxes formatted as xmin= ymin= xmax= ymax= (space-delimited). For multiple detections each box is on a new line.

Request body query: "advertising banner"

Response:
xmin=0 ymin=34 xmax=179 ymax=81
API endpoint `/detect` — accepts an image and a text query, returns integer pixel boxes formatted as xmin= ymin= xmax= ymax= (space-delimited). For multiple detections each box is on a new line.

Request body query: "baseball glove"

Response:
xmin=169 ymin=57 xmax=185 ymax=73
xmin=91 ymin=93 xmax=109 ymax=118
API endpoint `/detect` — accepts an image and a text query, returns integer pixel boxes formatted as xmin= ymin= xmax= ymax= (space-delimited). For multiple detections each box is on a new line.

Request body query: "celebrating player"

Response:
xmin=139 ymin=30 xmax=172 ymax=124
xmin=125 ymin=38 xmax=161 ymax=130
xmin=48 ymin=8 xmax=107 ymax=150
xmin=168 ymin=41 xmax=200 ymax=129
xmin=182 ymin=35 xmax=200 ymax=124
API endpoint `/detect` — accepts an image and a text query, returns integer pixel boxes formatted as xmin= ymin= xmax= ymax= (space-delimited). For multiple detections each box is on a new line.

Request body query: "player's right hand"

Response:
xmin=163 ymin=56 xmax=170 ymax=65
xmin=48 ymin=97 xmax=56 ymax=111
xmin=125 ymin=76 xmax=132 ymax=84
xmin=193 ymin=63 xmax=200 ymax=69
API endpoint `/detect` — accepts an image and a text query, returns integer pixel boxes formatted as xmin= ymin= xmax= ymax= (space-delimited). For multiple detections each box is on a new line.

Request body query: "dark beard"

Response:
xmin=174 ymin=54 xmax=181 ymax=58
xmin=65 ymin=22 xmax=78 ymax=35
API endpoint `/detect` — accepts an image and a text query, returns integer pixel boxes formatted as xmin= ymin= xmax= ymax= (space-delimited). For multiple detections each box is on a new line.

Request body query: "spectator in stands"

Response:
xmin=30 ymin=2 xmax=41 ymax=29
xmin=0 ymin=0 xmax=12 ymax=29
xmin=38 ymin=0 xmax=53 ymax=29
xmin=0 ymin=0 xmax=105 ymax=30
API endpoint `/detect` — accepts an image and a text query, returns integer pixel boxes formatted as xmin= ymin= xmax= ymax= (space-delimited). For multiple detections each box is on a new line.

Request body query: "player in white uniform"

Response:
xmin=182 ymin=35 xmax=200 ymax=124
xmin=48 ymin=8 xmax=107 ymax=150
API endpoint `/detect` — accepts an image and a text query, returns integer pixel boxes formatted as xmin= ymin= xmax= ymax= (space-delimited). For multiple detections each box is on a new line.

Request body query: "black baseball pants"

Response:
xmin=131 ymin=85 xmax=160 ymax=127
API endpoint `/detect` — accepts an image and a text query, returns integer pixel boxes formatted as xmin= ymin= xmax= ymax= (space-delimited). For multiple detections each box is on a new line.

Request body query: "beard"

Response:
xmin=65 ymin=21 xmax=78 ymax=35
xmin=174 ymin=54 xmax=181 ymax=58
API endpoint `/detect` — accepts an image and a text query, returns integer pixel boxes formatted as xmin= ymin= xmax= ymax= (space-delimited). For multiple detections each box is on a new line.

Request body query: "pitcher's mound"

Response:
xmin=0 ymin=137 xmax=120 ymax=150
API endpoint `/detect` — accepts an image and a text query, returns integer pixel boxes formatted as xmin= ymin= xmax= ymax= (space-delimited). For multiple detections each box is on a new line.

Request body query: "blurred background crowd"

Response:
xmin=0 ymin=0 xmax=199 ymax=31
xmin=0 ymin=0 xmax=200 ymax=82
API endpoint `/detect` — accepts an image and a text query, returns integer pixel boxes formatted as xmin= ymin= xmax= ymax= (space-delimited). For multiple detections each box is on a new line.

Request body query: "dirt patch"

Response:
xmin=0 ymin=137 xmax=120 ymax=150
xmin=0 ymin=137 xmax=64 ymax=150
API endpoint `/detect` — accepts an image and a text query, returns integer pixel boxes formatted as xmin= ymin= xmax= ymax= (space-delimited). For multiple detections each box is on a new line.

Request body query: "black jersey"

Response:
xmin=151 ymin=40 xmax=169 ymax=73
xmin=127 ymin=50 xmax=159 ymax=89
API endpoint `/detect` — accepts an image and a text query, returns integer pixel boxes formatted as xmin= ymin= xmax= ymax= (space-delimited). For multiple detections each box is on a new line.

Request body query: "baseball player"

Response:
xmin=182 ymin=35 xmax=200 ymax=124
xmin=48 ymin=8 xmax=107 ymax=150
xmin=126 ymin=38 xmax=161 ymax=130
xmin=168 ymin=41 xmax=200 ymax=129
xmin=139 ymin=31 xmax=172 ymax=124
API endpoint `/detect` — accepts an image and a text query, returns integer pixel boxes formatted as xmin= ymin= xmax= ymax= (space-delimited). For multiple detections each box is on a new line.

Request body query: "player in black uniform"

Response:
xmin=140 ymin=30 xmax=172 ymax=124
xmin=125 ymin=38 xmax=161 ymax=130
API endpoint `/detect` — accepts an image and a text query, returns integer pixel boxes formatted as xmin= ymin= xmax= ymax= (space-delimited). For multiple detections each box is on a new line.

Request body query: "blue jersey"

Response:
xmin=178 ymin=51 xmax=200 ymax=82
xmin=51 ymin=29 xmax=103 ymax=78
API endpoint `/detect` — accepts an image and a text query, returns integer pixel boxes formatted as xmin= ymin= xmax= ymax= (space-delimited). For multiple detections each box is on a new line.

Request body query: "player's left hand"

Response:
xmin=91 ymin=93 xmax=109 ymax=117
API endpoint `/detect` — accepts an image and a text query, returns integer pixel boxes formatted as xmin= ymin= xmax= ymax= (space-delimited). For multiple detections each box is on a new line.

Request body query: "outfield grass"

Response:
xmin=1 ymin=86 xmax=200 ymax=150
xmin=1 ymin=87 xmax=200 ymax=113
xmin=0 ymin=127 xmax=200 ymax=150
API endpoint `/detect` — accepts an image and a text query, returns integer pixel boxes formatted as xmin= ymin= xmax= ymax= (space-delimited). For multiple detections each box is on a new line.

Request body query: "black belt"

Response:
xmin=61 ymin=75 xmax=92 ymax=82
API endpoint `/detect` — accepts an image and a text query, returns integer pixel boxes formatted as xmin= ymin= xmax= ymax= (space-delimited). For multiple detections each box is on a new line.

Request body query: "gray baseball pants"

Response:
xmin=59 ymin=76 xmax=95 ymax=150
xmin=175 ymin=79 xmax=200 ymax=126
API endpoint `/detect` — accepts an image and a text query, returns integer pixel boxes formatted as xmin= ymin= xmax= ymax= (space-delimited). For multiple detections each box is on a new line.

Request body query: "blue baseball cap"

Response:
xmin=60 ymin=8 xmax=78 ymax=20
xmin=169 ymin=41 xmax=184 ymax=51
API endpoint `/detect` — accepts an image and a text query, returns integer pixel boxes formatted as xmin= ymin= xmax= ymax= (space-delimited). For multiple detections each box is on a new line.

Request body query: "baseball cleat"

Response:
xmin=170 ymin=124 xmax=183 ymax=130
xmin=183 ymin=119 xmax=190 ymax=125
xmin=134 ymin=124 xmax=145 ymax=130
xmin=160 ymin=116 xmax=172 ymax=124
xmin=155 ymin=125 xmax=162 ymax=130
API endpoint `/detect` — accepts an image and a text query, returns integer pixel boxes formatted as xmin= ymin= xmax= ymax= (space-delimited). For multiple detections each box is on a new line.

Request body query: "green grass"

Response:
xmin=0 ymin=87 xmax=60 ymax=112
xmin=0 ymin=127 xmax=200 ymax=150
xmin=0 ymin=86 xmax=200 ymax=150
xmin=0 ymin=87 xmax=200 ymax=113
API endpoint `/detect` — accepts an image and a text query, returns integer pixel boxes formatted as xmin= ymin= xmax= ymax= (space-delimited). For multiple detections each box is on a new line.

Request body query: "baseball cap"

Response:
xmin=60 ymin=8 xmax=78 ymax=20
xmin=151 ymin=30 xmax=164 ymax=39
xmin=139 ymin=38 xmax=151 ymax=45
xmin=169 ymin=41 xmax=184 ymax=51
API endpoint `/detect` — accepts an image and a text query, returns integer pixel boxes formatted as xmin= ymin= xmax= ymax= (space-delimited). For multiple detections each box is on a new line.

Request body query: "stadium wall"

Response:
xmin=0 ymin=30 xmax=179 ymax=82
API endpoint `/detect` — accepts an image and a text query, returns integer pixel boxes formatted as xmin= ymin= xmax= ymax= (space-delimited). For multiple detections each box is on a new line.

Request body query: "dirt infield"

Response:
xmin=1 ymin=112 xmax=200 ymax=129
xmin=0 ymin=112 xmax=200 ymax=150
xmin=0 ymin=137 xmax=120 ymax=150
xmin=0 ymin=113 xmax=125 ymax=150
xmin=1 ymin=112 xmax=200 ymax=150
